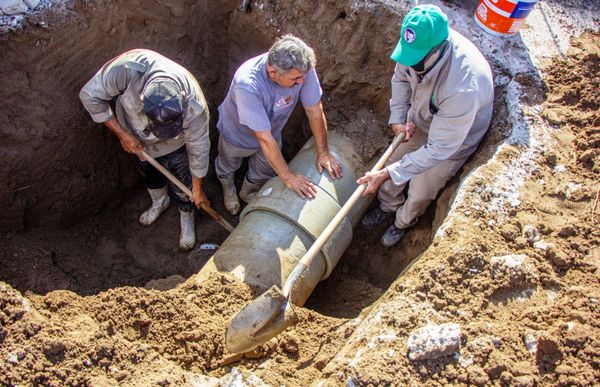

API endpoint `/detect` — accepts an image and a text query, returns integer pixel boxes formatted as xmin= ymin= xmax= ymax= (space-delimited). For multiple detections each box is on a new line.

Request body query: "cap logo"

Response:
xmin=404 ymin=28 xmax=416 ymax=44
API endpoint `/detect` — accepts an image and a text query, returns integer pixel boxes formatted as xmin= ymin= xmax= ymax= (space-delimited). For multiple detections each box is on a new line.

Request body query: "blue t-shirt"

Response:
xmin=217 ymin=53 xmax=323 ymax=149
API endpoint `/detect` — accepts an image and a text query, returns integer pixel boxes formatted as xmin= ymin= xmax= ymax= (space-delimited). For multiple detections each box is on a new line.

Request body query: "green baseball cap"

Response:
xmin=391 ymin=4 xmax=449 ymax=66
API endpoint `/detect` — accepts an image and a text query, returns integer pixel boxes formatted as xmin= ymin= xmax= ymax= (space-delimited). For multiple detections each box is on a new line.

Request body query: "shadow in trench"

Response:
xmin=0 ymin=179 xmax=236 ymax=297
xmin=305 ymin=196 xmax=441 ymax=319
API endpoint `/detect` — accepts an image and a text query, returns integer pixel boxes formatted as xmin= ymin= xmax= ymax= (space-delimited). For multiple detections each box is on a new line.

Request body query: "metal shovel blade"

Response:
xmin=226 ymin=285 xmax=298 ymax=353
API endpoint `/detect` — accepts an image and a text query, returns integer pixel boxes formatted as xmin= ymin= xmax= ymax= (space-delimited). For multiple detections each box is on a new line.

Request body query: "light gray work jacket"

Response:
xmin=79 ymin=49 xmax=210 ymax=178
xmin=387 ymin=29 xmax=494 ymax=185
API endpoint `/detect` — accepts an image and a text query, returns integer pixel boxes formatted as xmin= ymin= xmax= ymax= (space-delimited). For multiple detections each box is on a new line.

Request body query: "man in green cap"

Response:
xmin=358 ymin=4 xmax=494 ymax=247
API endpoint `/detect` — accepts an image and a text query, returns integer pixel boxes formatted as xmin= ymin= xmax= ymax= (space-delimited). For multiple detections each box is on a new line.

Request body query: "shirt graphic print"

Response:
xmin=273 ymin=96 xmax=294 ymax=112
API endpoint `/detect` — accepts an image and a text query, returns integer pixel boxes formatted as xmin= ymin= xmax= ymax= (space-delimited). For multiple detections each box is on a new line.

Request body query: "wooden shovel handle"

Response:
xmin=298 ymin=133 xmax=406 ymax=271
xmin=140 ymin=150 xmax=234 ymax=232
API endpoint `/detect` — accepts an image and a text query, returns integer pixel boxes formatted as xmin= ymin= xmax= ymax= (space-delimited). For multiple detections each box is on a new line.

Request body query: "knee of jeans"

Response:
xmin=173 ymin=190 xmax=189 ymax=202
xmin=214 ymin=155 xmax=226 ymax=171
xmin=143 ymin=175 xmax=167 ymax=189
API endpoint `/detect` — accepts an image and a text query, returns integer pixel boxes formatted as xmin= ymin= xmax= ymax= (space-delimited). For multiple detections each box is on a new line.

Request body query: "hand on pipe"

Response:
xmin=316 ymin=152 xmax=343 ymax=179
xmin=284 ymin=173 xmax=318 ymax=199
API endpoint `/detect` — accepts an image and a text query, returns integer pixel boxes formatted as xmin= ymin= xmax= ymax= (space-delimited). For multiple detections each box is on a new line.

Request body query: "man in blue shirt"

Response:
xmin=216 ymin=34 xmax=342 ymax=215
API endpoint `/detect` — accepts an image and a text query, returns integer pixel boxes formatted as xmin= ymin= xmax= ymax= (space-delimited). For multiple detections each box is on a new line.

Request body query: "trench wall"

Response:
xmin=0 ymin=0 xmax=411 ymax=232
xmin=0 ymin=0 xmax=234 ymax=231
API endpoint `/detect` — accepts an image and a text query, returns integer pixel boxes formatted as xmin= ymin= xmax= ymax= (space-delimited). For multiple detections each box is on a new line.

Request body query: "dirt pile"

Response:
xmin=1 ymin=275 xmax=246 ymax=385
xmin=541 ymin=34 xmax=600 ymax=177
xmin=316 ymin=32 xmax=599 ymax=386
xmin=0 ymin=271 xmax=372 ymax=385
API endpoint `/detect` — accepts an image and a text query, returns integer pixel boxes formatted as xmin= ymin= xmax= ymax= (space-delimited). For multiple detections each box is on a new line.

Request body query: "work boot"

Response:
xmin=361 ymin=206 xmax=394 ymax=229
xmin=239 ymin=177 xmax=263 ymax=204
xmin=380 ymin=224 xmax=405 ymax=248
xmin=179 ymin=210 xmax=196 ymax=251
xmin=218 ymin=175 xmax=240 ymax=215
xmin=139 ymin=187 xmax=170 ymax=226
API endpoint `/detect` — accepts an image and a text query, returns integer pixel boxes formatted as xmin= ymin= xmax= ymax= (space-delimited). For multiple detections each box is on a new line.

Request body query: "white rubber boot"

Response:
xmin=218 ymin=175 xmax=240 ymax=215
xmin=239 ymin=177 xmax=263 ymax=204
xmin=179 ymin=210 xmax=196 ymax=251
xmin=139 ymin=187 xmax=170 ymax=226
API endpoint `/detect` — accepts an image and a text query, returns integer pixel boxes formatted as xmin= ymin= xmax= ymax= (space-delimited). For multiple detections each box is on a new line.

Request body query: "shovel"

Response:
xmin=140 ymin=150 xmax=235 ymax=233
xmin=225 ymin=132 xmax=407 ymax=353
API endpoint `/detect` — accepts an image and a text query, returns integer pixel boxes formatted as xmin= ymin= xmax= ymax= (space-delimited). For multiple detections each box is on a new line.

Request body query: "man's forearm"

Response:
xmin=305 ymin=103 xmax=329 ymax=155
xmin=253 ymin=128 xmax=318 ymax=197
xmin=104 ymin=118 xmax=130 ymax=141
xmin=257 ymin=136 xmax=292 ymax=181
xmin=309 ymin=113 xmax=328 ymax=154
xmin=104 ymin=118 xmax=142 ymax=155
xmin=192 ymin=176 xmax=202 ymax=192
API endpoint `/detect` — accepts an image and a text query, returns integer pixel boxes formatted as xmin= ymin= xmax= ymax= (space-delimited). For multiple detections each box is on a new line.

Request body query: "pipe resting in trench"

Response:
xmin=196 ymin=132 xmax=374 ymax=350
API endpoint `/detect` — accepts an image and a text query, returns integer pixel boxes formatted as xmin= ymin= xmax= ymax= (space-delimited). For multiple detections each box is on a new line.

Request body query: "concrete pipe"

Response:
xmin=197 ymin=132 xmax=372 ymax=306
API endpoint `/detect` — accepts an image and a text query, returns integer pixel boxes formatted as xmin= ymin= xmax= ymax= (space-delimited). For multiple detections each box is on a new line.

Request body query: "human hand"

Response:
xmin=119 ymin=134 xmax=143 ymax=158
xmin=191 ymin=185 xmax=210 ymax=208
xmin=357 ymin=169 xmax=391 ymax=196
xmin=283 ymin=173 xmax=318 ymax=199
xmin=391 ymin=122 xmax=415 ymax=142
xmin=317 ymin=152 xmax=343 ymax=179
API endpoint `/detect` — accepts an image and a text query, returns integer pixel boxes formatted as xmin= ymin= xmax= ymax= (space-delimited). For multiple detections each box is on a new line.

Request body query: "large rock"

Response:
xmin=407 ymin=323 xmax=462 ymax=361
xmin=0 ymin=0 xmax=28 ymax=15
xmin=23 ymin=0 xmax=40 ymax=10
xmin=189 ymin=367 xmax=267 ymax=387
xmin=490 ymin=254 xmax=539 ymax=288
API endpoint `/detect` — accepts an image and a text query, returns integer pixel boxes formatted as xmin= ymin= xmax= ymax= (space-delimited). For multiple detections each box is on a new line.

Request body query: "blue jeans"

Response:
xmin=137 ymin=146 xmax=193 ymax=212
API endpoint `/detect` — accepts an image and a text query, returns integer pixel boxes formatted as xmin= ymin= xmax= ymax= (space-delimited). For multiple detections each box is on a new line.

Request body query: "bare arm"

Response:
xmin=253 ymin=130 xmax=317 ymax=199
xmin=357 ymin=168 xmax=391 ymax=197
xmin=103 ymin=118 xmax=143 ymax=157
xmin=183 ymin=100 xmax=211 ymax=207
xmin=191 ymin=176 xmax=208 ymax=207
xmin=304 ymin=102 xmax=342 ymax=179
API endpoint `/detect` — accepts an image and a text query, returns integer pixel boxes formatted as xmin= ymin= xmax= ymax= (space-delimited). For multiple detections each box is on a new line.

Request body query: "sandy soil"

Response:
xmin=0 ymin=0 xmax=598 ymax=386
xmin=316 ymin=31 xmax=600 ymax=386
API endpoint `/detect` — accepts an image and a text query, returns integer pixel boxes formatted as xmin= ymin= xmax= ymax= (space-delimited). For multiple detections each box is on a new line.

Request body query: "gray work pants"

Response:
xmin=378 ymin=129 xmax=470 ymax=229
xmin=214 ymin=135 xmax=277 ymax=183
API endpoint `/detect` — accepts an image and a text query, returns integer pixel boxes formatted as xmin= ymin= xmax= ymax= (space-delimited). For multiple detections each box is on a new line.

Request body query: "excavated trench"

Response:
xmin=0 ymin=0 xmax=512 ymax=384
